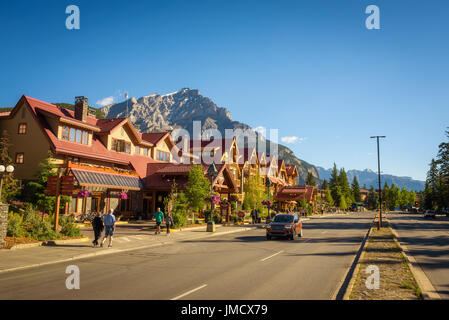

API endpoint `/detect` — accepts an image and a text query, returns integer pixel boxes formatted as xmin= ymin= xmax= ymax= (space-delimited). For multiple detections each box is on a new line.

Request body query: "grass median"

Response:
xmin=349 ymin=221 xmax=422 ymax=300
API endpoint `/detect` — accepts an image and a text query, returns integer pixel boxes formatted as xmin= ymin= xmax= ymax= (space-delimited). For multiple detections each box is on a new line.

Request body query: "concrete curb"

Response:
xmin=388 ymin=222 xmax=441 ymax=300
xmin=332 ymin=220 xmax=373 ymax=300
xmin=43 ymin=237 xmax=90 ymax=246
xmin=8 ymin=237 xmax=89 ymax=250
xmin=0 ymin=227 xmax=252 ymax=274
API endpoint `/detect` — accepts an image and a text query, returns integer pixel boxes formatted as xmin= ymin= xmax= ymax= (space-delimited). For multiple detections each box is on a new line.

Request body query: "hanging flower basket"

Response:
xmin=77 ymin=189 xmax=90 ymax=198
xmin=206 ymin=194 xmax=221 ymax=205
xmin=117 ymin=190 xmax=128 ymax=200
xmin=262 ymin=200 xmax=272 ymax=207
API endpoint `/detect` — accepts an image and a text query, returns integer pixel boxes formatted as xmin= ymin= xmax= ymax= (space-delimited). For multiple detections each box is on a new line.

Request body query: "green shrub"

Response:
xmin=21 ymin=207 xmax=59 ymax=240
xmin=59 ymin=215 xmax=82 ymax=237
xmin=7 ymin=212 xmax=25 ymax=237
xmin=172 ymin=210 xmax=187 ymax=228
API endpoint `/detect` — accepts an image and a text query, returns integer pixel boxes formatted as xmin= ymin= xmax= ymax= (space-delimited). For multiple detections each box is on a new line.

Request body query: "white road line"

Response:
xmin=121 ymin=237 xmax=131 ymax=242
xmin=260 ymin=250 xmax=284 ymax=262
xmin=171 ymin=284 xmax=208 ymax=300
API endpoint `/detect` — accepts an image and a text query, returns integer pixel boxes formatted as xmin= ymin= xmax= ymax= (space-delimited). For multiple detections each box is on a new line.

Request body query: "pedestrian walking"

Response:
xmin=101 ymin=209 xmax=116 ymax=248
xmin=250 ymin=209 xmax=256 ymax=224
xmin=92 ymin=212 xmax=104 ymax=247
xmin=165 ymin=211 xmax=173 ymax=235
xmin=154 ymin=207 xmax=164 ymax=234
xmin=255 ymin=208 xmax=260 ymax=224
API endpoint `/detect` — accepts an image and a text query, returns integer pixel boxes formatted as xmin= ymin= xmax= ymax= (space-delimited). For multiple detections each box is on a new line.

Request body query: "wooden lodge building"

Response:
xmin=0 ymin=95 xmax=318 ymax=218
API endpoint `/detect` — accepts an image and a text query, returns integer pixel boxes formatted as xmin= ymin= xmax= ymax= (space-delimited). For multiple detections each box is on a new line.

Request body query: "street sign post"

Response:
xmin=46 ymin=175 xmax=75 ymax=230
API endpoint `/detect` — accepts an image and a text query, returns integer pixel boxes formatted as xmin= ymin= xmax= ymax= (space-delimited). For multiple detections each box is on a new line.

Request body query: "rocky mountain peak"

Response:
xmin=100 ymin=88 xmax=317 ymax=183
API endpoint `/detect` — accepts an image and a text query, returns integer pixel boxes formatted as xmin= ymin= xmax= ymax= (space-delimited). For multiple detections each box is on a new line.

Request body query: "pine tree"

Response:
xmin=436 ymin=129 xmax=449 ymax=209
xmin=338 ymin=168 xmax=352 ymax=206
xmin=325 ymin=187 xmax=334 ymax=207
xmin=329 ymin=163 xmax=340 ymax=206
xmin=321 ymin=179 xmax=329 ymax=190
xmin=339 ymin=194 xmax=348 ymax=210
xmin=306 ymin=171 xmax=316 ymax=186
xmin=351 ymin=176 xmax=362 ymax=203
xmin=425 ymin=159 xmax=439 ymax=209
xmin=423 ymin=181 xmax=433 ymax=210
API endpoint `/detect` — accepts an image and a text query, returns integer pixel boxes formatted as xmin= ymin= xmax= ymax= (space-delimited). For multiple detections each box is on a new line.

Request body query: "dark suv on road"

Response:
xmin=266 ymin=214 xmax=303 ymax=240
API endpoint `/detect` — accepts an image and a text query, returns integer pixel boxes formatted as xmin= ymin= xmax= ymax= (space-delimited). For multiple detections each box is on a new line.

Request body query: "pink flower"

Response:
xmin=212 ymin=195 xmax=221 ymax=205
xmin=77 ymin=190 xmax=90 ymax=198
xmin=117 ymin=190 xmax=128 ymax=200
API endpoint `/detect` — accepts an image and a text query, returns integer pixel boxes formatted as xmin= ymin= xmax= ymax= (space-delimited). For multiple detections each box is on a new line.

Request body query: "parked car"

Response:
xmin=266 ymin=214 xmax=302 ymax=240
xmin=424 ymin=210 xmax=436 ymax=219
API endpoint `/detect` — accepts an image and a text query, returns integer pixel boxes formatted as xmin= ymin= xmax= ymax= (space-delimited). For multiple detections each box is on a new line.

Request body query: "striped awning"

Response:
xmin=71 ymin=169 xmax=142 ymax=190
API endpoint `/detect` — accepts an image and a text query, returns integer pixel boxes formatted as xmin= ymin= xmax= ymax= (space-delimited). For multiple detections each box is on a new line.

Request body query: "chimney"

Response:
xmin=74 ymin=96 xmax=88 ymax=122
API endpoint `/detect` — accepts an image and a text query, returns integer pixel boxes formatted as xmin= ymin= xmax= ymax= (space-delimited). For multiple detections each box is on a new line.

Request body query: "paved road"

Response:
xmin=388 ymin=212 xmax=449 ymax=299
xmin=0 ymin=212 xmax=375 ymax=300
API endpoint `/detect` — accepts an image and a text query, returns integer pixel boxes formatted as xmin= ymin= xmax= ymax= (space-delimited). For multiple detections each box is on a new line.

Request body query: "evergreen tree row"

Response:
xmin=318 ymin=163 xmax=417 ymax=210
xmin=422 ymin=128 xmax=449 ymax=211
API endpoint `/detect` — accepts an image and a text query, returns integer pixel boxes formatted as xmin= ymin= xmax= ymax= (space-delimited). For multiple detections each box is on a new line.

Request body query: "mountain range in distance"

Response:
xmin=94 ymin=87 xmax=424 ymax=191
xmin=316 ymin=167 xmax=425 ymax=192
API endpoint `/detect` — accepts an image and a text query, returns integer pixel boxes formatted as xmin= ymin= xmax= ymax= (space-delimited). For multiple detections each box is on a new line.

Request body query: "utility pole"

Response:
xmin=370 ymin=136 xmax=386 ymax=230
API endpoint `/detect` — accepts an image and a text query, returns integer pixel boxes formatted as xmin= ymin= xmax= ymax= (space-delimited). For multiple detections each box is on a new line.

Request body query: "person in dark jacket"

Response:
xmin=92 ymin=212 xmax=104 ymax=247
xmin=251 ymin=209 xmax=256 ymax=224
xmin=165 ymin=211 xmax=173 ymax=235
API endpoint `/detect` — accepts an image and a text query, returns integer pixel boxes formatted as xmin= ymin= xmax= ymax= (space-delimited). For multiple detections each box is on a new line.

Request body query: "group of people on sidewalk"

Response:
xmin=154 ymin=207 xmax=173 ymax=235
xmin=90 ymin=207 xmax=174 ymax=248
xmin=91 ymin=210 xmax=116 ymax=248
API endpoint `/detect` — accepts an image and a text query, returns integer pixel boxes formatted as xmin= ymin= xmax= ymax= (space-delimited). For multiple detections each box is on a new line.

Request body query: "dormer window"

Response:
xmin=18 ymin=123 xmax=27 ymax=135
xmin=62 ymin=126 xmax=89 ymax=145
xmin=157 ymin=150 xmax=170 ymax=162
xmin=112 ymin=138 xmax=131 ymax=154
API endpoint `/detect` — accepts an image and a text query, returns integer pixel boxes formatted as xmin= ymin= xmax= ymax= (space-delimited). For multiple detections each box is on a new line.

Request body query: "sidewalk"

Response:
xmin=0 ymin=224 xmax=254 ymax=274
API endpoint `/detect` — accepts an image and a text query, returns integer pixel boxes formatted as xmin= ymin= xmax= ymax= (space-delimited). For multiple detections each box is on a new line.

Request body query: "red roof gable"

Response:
xmin=141 ymin=132 xmax=170 ymax=145
xmin=96 ymin=118 xmax=127 ymax=134
xmin=11 ymin=95 xmax=164 ymax=178
xmin=24 ymin=96 xmax=99 ymax=127
xmin=275 ymin=185 xmax=317 ymax=202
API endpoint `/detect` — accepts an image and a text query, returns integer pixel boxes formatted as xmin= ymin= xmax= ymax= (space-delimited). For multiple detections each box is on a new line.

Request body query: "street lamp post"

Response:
xmin=265 ymin=178 xmax=272 ymax=220
xmin=0 ymin=164 xmax=15 ymax=203
xmin=207 ymin=163 xmax=218 ymax=223
xmin=370 ymin=136 xmax=386 ymax=230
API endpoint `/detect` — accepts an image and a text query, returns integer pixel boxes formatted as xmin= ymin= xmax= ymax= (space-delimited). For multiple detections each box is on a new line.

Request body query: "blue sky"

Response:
xmin=1 ymin=0 xmax=448 ymax=181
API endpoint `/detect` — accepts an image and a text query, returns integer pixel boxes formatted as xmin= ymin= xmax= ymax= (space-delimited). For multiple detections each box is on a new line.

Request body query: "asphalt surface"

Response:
xmin=388 ymin=212 xmax=449 ymax=299
xmin=0 ymin=212 xmax=375 ymax=300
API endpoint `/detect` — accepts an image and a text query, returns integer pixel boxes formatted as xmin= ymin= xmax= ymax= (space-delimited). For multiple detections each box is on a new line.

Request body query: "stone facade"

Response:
xmin=0 ymin=203 xmax=8 ymax=248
